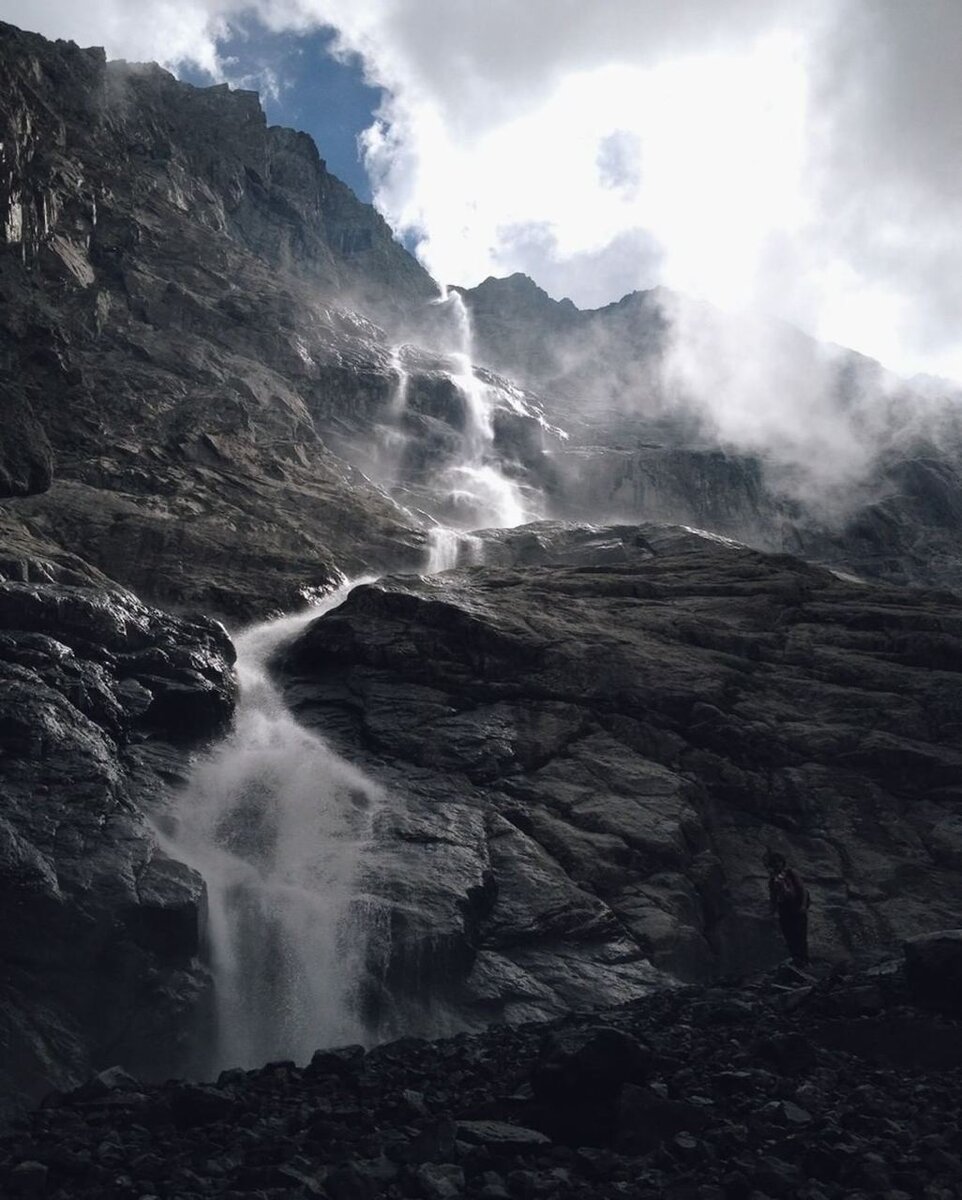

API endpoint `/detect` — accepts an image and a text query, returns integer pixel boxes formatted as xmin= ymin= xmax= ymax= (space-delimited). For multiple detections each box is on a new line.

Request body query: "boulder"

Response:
xmin=277 ymin=525 xmax=962 ymax=1020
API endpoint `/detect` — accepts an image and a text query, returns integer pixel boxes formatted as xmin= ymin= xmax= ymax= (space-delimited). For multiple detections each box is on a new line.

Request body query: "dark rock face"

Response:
xmin=0 ymin=384 xmax=52 ymax=498
xmin=0 ymin=576 xmax=236 ymax=1119
xmin=277 ymin=524 xmax=962 ymax=1018
xmin=3 ymin=958 xmax=962 ymax=1199
xmin=4 ymin=15 xmax=962 ymax=1139
xmin=0 ymin=22 xmax=448 ymax=619
xmin=904 ymin=930 xmax=962 ymax=1014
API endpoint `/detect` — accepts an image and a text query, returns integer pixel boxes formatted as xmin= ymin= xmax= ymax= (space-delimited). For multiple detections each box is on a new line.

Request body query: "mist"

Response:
xmin=6 ymin=1 xmax=962 ymax=383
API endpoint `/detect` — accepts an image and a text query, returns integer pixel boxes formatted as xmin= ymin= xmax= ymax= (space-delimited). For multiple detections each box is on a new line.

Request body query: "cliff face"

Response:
xmin=277 ymin=524 xmax=962 ymax=1023
xmin=0 ymin=22 xmax=444 ymax=619
xmin=0 ymin=578 xmax=237 ymax=1118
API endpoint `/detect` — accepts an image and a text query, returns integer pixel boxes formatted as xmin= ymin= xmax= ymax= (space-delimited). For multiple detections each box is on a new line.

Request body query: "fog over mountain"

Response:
xmin=1 ymin=19 xmax=962 ymax=1199
xmin=6 ymin=0 xmax=962 ymax=381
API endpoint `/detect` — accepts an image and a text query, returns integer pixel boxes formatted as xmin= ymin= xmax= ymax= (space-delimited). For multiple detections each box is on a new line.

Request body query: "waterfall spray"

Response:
xmin=161 ymin=582 xmax=382 ymax=1073
xmin=158 ymin=292 xmax=532 ymax=1073
xmin=388 ymin=343 xmax=411 ymax=417
xmin=425 ymin=525 xmax=482 ymax=573
xmin=432 ymin=287 xmax=529 ymax=529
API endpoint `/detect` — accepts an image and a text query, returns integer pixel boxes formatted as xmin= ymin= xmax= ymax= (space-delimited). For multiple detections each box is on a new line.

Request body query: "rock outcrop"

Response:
xmin=277 ymin=524 xmax=962 ymax=1021
xmin=0 ymin=577 xmax=236 ymax=1119
xmin=4 ymin=16 xmax=962 ymax=1132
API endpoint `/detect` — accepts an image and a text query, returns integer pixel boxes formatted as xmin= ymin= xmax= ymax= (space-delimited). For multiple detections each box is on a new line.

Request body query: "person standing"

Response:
xmin=766 ymin=850 xmax=810 ymax=967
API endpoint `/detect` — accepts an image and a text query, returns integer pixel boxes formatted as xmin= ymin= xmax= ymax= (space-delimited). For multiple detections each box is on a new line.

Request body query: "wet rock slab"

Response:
xmin=276 ymin=523 xmax=962 ymax=1023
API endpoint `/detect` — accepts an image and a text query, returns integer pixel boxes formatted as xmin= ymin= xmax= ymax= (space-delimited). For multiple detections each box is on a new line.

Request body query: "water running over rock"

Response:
xmin=426 ymin=525 xmax=483 ymax=573
xmin=431 ymin=288 xmax=532 ymax=529
xmin=161 ymin=580 xmax=382 ymax=1073
xmin=161 ymin=300 xmax=531 ymax=1072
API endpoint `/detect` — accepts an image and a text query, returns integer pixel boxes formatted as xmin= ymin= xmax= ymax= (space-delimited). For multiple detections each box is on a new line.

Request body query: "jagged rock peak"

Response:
xmin=462 ymin=272 xmax=578 ymax=313
xmin=0 ymin=19 xmax=436 ymax=315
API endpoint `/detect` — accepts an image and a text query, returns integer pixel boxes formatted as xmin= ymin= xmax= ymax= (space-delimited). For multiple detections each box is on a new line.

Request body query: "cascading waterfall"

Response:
xmin=388 ymin=343 xmax=411 ymax=416
xmin=160 ymin=580 xmax=384 ymax=1073
xmin=426 ymin=524 xmax=482 ymax=573
xmin=371 ymin=344 xmax=412 ymax=486
xmin=432 ymin=287 xmax=530 ymax=530
xmin=162 ymin=290 xmax=535 ymax=1073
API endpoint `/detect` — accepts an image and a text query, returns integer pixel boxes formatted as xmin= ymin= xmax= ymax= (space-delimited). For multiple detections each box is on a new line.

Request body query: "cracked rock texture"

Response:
xmin=0 ymin=577 xmax=236 ymax=1119
xmin=277 ymin=524 xmax=962 ymax=1023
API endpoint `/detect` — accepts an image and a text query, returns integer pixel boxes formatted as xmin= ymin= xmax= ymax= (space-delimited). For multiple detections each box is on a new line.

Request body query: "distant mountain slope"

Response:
xmin=460 ymin=274 xmax=962 ymax=590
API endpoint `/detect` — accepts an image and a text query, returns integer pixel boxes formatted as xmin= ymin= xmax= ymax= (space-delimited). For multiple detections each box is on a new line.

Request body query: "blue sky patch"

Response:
xmin=177 ymin=18 xmax=382 ymax=203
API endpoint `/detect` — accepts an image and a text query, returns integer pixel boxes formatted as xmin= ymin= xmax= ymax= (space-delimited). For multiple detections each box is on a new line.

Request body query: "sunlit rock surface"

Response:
xmin=0 ymin=22 xmax=438 ymax=619
xmin=278 ymin=524 xmax=962 ymax=1019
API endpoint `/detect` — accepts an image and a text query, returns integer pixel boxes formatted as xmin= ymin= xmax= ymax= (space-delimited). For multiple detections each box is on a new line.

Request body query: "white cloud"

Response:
xmin=2 ymin=0 xmax=233 ymax=72
xmin=5 ymin=0 xmax=962 ymax=382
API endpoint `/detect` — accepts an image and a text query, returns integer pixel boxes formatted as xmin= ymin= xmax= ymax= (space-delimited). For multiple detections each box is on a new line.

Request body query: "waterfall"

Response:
xmin=160 ymin=580 xmax=383 ymax=1073
xmin=426 ymin=525 xmax=482 ymax=573
xmin=371 ymin=345 xmax=412 ymax=487
xmin=388 ymin=343 xmax=411 ymax=417
xmin=433 ymin=287 xmax=530 ymax=530
xmin=160 ymin=293 xmax=526 ymax=1073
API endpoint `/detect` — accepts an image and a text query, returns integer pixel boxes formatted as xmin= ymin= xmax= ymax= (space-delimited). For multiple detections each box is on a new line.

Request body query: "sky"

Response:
xmin=175 ymin=20 xmax=380 ymax=203
xmin=4 ymin=0 xmax=962 ymax=383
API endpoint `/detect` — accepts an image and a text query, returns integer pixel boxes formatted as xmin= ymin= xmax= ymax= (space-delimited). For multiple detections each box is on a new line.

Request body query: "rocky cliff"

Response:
xmin=0 ymin=578 xmax=236 ymax=1117
xmin=276 ymin=524 xmax=962 ymax=1024
xmin=0 ymin=21 xmax=502 ymax=620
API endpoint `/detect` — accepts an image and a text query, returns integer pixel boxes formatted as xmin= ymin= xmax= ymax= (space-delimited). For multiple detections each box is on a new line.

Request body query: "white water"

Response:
xmin=370 ymin=345 xmax=413 ymax=486
xmin=161 ymin=580 xmax=384 ymax=1072
xmin=426 ymin=524 xmax=482 ymax=573
xmin=388 ymin=343 xmax=411 ymax=416
xmin=163 ymin=294 xmax=526 ymax=1072
xmin=431 ymin=288 xmax=531 ymax=530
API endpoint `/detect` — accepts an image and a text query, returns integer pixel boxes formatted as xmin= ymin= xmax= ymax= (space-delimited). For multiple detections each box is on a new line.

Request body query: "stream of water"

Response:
xmin=160 ymin=581 xmax=387 ymax=1071
xmin=163 ymin=311 xmax=524 ymax=1073
xmin=434 ymin=288 xmax=529 ymax=530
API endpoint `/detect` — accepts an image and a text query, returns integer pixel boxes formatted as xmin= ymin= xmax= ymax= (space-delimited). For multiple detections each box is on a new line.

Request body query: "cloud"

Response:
xmin=6 ymin=1 xmax=962 ymax=383
xmin=2 ymin=0 xmax=234 ymax=72
xmin=596 ymin=131 xmax=643 ymax=196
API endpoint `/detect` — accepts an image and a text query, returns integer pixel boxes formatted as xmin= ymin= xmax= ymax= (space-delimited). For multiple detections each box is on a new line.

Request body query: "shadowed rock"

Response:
xmin=277 ymin=523 xmax=962 ymax=1020
xmin=0 ymin=578 xmax=236 ymax=1119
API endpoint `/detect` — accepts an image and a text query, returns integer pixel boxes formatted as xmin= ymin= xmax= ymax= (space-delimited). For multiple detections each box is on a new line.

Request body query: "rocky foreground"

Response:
xmin=2 ymin=938 xmax=961 ymax=1200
